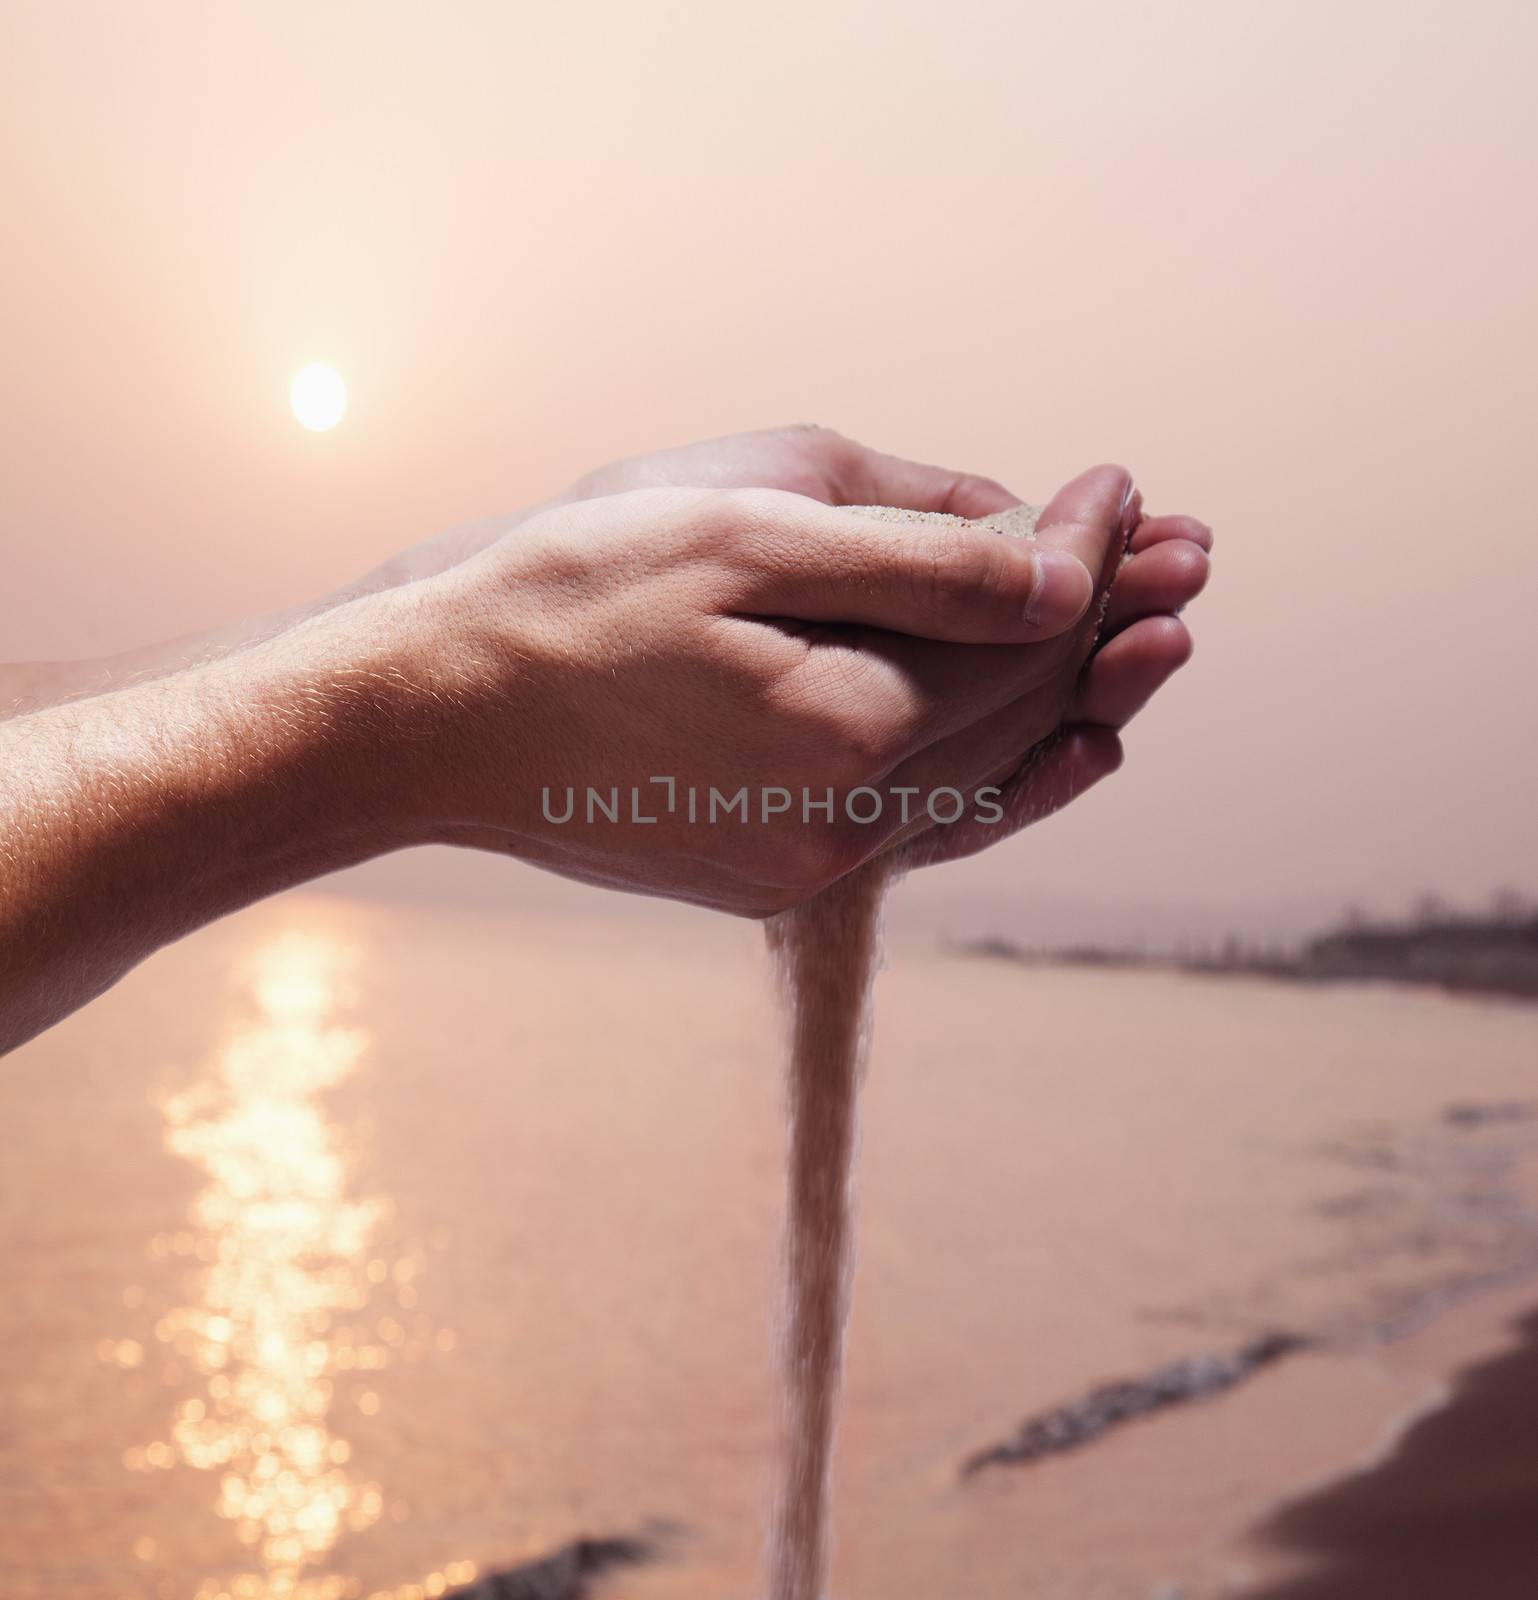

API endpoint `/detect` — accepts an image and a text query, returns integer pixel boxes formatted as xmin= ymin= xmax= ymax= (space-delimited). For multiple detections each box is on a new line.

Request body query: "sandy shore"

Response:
xmin=2 ymin=889 xmax=1536 ymax=1598
xmin=1186 ymin=1276 xmax=1538 ymax=1597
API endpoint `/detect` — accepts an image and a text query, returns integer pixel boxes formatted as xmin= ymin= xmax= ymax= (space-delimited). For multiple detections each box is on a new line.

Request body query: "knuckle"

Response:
xmin=919 ymin=530 xmax=1001 ymax=619
xmin=772 ymin=423 xmax=866 ymax=495
xmin=513 ymin=522 xmax=595 ymax=590
xmin=957 ymin=472 xmax=1011 ymax=509
xmin=696 ymin=485 xmax=787 ymax=557
xmin=669 ymin=487 xmax=766 ymax=563
xmin=691 ymin=484 xmax=745 ymax=535
xmin=779 ymin=421 xmax=844 ymax=447
xmin=809 ymin=425 xmax=862 ymax=472
xmin=711 ymin=484 xmax=779 ymax=525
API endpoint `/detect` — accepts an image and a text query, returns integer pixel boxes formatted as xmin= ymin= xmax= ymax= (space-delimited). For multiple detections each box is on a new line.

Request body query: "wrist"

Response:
xmin=0 ymin=618 xmax=417 ymax=1039
xmin=191 ymin=587 xmax=448 ymax=862
xmin=253 ymin=572 xmax=529 ymax=853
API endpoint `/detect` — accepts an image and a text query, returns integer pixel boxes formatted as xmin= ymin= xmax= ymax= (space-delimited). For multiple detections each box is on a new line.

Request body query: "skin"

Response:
xmin=0 ymin=426 xmax=1209 ymax=1056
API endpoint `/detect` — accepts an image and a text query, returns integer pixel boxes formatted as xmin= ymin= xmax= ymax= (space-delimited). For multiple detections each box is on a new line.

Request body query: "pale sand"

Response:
xmin=839 ymin=502 xmax=1043 ymax=541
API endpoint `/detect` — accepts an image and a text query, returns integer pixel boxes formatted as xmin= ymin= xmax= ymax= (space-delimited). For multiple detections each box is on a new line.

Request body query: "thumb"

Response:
xmin=1031 ymin=464 xmax=1135 ymax=611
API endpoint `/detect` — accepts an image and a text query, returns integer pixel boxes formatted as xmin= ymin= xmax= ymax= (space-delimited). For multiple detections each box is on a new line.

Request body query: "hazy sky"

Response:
xmin=3 ymin=0 xmax=1535 ymax=935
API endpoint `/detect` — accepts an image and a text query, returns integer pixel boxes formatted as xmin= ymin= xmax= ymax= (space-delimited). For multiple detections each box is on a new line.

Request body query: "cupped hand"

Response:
xmin=553 ymin=423 xmax=1022 ymax=518
xmin=347 ymin=425 xmax=1025 ymax=595
xmin=384 ymin=474 xmax=1112 ymax=914
xmin=383 ymin=465 xmax=1164 ymax=916
xmin=909 ymin=480 xmax=1212 ymax=869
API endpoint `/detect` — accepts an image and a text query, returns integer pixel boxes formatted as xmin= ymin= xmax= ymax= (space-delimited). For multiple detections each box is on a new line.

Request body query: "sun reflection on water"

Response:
xmin=117 ymin=924 xmax=451 ymax=1600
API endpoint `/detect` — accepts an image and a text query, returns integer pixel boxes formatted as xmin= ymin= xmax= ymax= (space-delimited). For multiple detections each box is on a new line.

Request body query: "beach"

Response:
xmin=1208 ymin=1282 xmax=1538 ymax=1598
xmin=3 ymin=888 xmax=1537 ymax=1600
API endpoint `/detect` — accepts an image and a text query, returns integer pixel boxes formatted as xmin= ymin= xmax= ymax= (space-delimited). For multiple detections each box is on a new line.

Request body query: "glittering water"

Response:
xmin=112 ymin=926 xmax=468 ymax=1600
xmin=4 ymin=893 xmax=1538 ymax=1600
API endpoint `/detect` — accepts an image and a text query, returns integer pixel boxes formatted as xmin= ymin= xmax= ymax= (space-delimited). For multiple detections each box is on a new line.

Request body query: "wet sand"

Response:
xmin=2 ymin=889 xmax=1538 ymax=1598
xmin=1230 ymin=1296 xmax=1538 ymax=1599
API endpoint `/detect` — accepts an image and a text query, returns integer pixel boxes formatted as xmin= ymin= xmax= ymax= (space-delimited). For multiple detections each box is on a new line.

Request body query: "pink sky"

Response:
xmin=4 ymin=0 xmax=1535 ymax=936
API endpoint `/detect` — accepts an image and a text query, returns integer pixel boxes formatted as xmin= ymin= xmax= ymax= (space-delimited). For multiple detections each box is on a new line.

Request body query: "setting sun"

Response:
xmin=289 ymin=363 xmax=347 ymax=432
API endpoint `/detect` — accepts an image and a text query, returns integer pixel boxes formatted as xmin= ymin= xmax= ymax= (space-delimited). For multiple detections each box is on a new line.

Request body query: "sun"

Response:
xmin=289 ymin=363 xmax=347 ymax=432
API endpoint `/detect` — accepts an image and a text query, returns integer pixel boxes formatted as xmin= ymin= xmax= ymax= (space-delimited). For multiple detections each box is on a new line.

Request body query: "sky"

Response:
xmin=3 ymin=0 xmax=1535 ymax=940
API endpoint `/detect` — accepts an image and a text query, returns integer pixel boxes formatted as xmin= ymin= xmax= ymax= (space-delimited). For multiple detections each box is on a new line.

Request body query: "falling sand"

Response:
xmin=763 ymin=504 xmax=1042 ymax=1600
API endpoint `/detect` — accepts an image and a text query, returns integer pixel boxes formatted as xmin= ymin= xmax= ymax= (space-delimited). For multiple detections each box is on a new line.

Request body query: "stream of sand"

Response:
xmin=764 ymin=861 xmax=889 ymax=1600
xmin=763 ymin=503 xmax=1044 ymax=1599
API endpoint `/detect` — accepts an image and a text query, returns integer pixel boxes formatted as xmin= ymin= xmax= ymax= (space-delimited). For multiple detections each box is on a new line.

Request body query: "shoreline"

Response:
xmin=945 ymin=909 xmax=1538 ymax=1006
xmin=7 ymin=893 xmax=1538 ymax=1598
xmin=1199 ymin=1273 xmax=1538 ymax=1597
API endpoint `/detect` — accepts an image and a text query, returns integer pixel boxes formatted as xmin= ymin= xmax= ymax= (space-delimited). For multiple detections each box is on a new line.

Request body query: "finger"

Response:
xmin=906 ymin=725 xmax=1125 ymax=867
xmin=757 ymin=465 xmax=1136 ymax=752
xmin=1102 ymin=540 xmax=1210 ymax=636
xmin=867 ymin=675 xmax=1071 ymax=842
xmin=1036 ymin=463 xmax=1136 ymax=595
xmin=732 ymin=489 xmax=1097 ymax=644
xmin=873 ymin=618 xmax=1189 ymax=824
xmin=830 ymin=438 xmax=1022 ymax=518
xmin=1122 ymin=487 xmax=1145 ymax=540
xmin=793 ymin=624 xmax=1069 ymax=767
xmin=1129 ymin=512 xmax=1213 ymax=553
xmin=1072 ymin=616 xmax=1193 ymax=725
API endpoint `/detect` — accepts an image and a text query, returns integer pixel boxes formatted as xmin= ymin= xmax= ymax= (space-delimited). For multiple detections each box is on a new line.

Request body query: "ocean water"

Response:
xmin=3 ymin=891 xmax=1537 ymax=1600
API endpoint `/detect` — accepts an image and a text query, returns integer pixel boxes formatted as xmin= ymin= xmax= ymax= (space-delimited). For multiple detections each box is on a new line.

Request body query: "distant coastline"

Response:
xmin=947 ymin=908 xmax=1538 ymax=1001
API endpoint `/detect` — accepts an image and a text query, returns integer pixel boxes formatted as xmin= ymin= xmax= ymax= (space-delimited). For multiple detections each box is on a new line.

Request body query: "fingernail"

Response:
xmin=1119 ymin=485 xmax=1143 ymax=540
xmin=1024 ymin=551 xmax=1092 ymax=630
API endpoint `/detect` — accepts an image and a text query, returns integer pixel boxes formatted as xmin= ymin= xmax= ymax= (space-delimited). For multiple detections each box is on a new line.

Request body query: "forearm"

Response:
xmin=1 ymin=617 xmax=313 ymax=719
xmin=0 ymin=592 xmax=431 ymax=1054
xmin=0 ymin=509 xmax=528 ymax=720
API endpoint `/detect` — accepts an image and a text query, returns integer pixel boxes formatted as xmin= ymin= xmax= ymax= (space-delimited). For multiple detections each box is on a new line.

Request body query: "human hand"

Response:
xmin=0 ymin=442 xmax=1205 ymax=1056
xmin=379 ymin=475 xmax=1117 ymax=914
xmin=379 ymin=465 xmax=1162 ymax=915
xmin=553 ymin=423 xmax=1023 ymax=518
xmin=349 ymin=424 xmax=1025 ymax=595
xmin=907 ymin=475 xmax=1212 ymax=868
